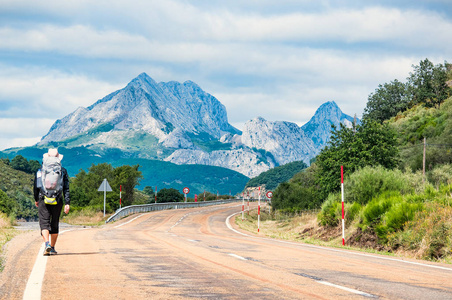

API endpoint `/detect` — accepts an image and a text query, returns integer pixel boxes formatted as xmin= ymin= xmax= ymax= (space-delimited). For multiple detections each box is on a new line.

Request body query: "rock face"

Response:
xmin=241 ymin=117 xmax=316 ymax=166
xmin=301 ymin=101 xmax=356 ymax=154
xmin=40 ymin=73 xmax=239 ymax=144
xmin=39 ymin=73 xmax=357 ymax=177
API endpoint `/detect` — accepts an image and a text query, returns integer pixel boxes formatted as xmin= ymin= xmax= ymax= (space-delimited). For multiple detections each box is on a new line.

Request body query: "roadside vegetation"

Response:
xmin=263 ymin=58 xmax=452 ymax=263
xmin=0 ymin=212 xmax=19 ymax=271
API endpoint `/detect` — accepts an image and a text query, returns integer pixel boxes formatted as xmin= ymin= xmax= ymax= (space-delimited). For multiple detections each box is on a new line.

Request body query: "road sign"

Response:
xmin=183 ymin=187 xmax=190 ymax=194
xmin=266 ymin=191 xmax=273 ymax=198
xmin=98 ymin=179 xmax=113 ymax=217
xmin=98 ymin=179 xmax=112 ymax=192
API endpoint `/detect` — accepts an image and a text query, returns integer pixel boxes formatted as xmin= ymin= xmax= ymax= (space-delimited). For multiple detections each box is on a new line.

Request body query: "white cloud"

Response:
xmin=0 ymin=117 xmax=55 ymax=150
xmin=0 ymin=66 xmax=121 ymax=118
xmin=0 ymin=1 xmax=451 ymax=151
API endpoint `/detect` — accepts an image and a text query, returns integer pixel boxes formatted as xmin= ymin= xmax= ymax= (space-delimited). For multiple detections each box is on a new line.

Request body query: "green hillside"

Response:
xmin=0 ymin=160 xmax=36 ymax=220
xmin=245 ymin=160 xmax=307 ymax=190
xmin=1 ymin=145 xmax=249 ymax=196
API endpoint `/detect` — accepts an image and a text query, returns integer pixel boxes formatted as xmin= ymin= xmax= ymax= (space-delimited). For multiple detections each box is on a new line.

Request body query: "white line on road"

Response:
xmin=23 ymin=229 xmax=74 ymax=300
xmin=22 ymin=243 xmax=47 ymax=300
xmin=317 ymin=280 xmax=376 ymax=298
xmin=228 ymin=253 xmax=248 ymax=261
xmin=114 ymin=213 xmax=147 ymax=228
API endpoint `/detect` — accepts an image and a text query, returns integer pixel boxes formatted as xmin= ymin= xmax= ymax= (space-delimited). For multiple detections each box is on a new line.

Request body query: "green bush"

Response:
xmin=318 ymin=193 xmax=341 ymax=227
xmin=387 ymin=203 xmax=452 ymax=259
xmin=376 ymin=201 xmax=423 ymax=241
xmin=346 ymin=202 xmax=362 ymax=224
xmin=361 ymin=192 xmax=398 ymax=228
xmin=428 ymin=164 xmax=452 ymax=188
xmin=346 ymin=166 xmax=413 ymax=205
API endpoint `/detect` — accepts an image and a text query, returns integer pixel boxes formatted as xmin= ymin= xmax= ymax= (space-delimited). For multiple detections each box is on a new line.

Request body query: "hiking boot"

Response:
xmin=49 ymin=247 xmax=58 ymax=255
xmin=44 ymin=243 xmax=52 ymax=256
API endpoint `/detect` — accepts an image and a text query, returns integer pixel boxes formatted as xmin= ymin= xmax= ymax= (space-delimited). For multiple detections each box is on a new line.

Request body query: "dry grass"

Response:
xmin=61 ymin=210 xmax=109 ymax=226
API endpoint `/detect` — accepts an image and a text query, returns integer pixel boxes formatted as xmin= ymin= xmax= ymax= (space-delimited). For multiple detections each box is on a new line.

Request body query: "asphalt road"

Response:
xmin=3 ymin=203 xmax=452 ymax=299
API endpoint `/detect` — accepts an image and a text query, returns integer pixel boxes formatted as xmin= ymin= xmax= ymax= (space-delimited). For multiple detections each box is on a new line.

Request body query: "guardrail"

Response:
xmin=105 ymin=199 xmax=244 ymax=223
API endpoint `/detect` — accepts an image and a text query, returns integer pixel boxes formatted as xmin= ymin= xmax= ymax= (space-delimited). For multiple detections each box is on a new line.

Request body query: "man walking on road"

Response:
xmin=34 ymin=148 xmax=70 ymax=256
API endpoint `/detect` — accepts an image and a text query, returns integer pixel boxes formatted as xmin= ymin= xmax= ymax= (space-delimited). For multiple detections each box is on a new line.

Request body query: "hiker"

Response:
xmin=34 ymin=148 xmax=70 ymax=256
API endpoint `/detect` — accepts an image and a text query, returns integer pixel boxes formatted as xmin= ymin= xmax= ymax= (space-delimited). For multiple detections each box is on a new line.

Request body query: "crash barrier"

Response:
xmin=105 ymin=199 xmax=256 ymax=223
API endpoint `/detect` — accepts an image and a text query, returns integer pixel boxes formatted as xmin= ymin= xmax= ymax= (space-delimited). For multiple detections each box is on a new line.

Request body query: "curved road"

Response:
xmin=3 ymin=203 xmax=452 ymax=299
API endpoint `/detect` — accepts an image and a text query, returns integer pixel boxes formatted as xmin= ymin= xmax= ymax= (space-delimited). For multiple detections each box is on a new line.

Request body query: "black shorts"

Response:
xmin=38 ymin=200 xmax=64 ymax=234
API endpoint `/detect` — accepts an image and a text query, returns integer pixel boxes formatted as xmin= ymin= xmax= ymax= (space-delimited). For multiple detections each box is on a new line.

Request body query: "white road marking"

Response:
xmin=226 ymin=212 xmax=452 ymax=272
xmin=114 ymin=214 xmax=147 ymax=228
xmin=317 ymin=281 xmax=376 ymax=298
xmin=22 ymin=243 xmax=47 ymax=300
xmin=228 ymin=253 xmax=248 ymax=261
xmin=23 ymin=229 xmax=74 ymax=300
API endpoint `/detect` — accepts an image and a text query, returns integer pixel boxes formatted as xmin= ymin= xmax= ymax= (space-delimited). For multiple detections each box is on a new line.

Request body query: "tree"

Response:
xmin=10 ymin=155 xmax=29 ymax=173
xmin=113 ymin=165 xmax=143 ymax=207
xmin=70 ymin=163 xmax=143 ymax=211
xmin=407 ymin=59 xmax=450 ymax=108
xmin=315 ymin=120 xmax=399 ymax=199
xmin=0 ymin=189 xmax=17 ymax=216
xmin=143 ymin=186 xmax=154 ymax=197
xmin=157 ymin=188 xmax=183 ymax=203
xmin=363 ymin=80 xmax=409 ymax=123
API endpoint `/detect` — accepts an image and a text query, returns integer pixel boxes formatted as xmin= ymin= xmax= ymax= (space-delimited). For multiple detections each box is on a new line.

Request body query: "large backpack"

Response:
xmin=37 ymin=155 xmax=63 ymax=205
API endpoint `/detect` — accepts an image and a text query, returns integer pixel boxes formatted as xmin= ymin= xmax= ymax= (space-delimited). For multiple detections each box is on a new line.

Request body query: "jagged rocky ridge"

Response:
xmin=39 ymin=73 xmax=356 ymax=177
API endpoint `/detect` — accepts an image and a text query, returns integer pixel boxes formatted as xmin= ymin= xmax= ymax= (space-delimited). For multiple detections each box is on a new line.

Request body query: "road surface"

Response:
xmin=2 ymin=203 xmax=452 ymax=299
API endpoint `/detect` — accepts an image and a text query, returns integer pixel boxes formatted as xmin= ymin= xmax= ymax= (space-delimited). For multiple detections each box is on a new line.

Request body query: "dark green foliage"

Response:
xmin=9 ymin=155 xmax=40 ymax=174
xmin=70 ymin=163 xmax=143 ymax=211
xmin=364 ymin=59 xmax=451 ymax=124
xmin=246 ymin=160 xmax=307 ymax=190
xmin=363 ymin=79 xmax=409 ymax=123
xmin=407 ymin=59 xmax=451 ymax=108
xmin=375 ymin=201 xmax=423 ymax=242
xmin=142 ymin=186 xmax=154 ymax=197
xmin=0 ymin=190 xmax=16 ymax=216
xmin=157 ymin=188 xmax=183 ymax=203
xmin=346 ymin=202 xmax=362 ymax=224
xmin=361 ymin=193 xmax=396 ymax=228
xmin=345 ymin=166 xmax=414 ymax=205
xmin=0 ymin=160 xmax=36 ymax=219
xmin=318 ymin=193 xmax=341 ymax=227
xmin=316 ymin=120 xmax=399 ymax=199
xmin=271 ymin=163 xmax=323 ymax=212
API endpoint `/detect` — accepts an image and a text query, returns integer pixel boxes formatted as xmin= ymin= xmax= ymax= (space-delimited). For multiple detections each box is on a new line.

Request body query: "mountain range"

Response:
xmin=2 ymin=73 xmax=357 ymax=194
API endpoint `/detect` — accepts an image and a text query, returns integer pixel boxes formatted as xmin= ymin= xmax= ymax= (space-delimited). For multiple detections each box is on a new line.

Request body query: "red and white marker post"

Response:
xmin=341 ymin=165 xmax=345 ymax=246
xmin=119 ymin=185 xmax=122 ymax=209
xmin=257 ymin=186 xmax=261 ymax=232
xmin=241 ymin=192 xmax=245 ymax=221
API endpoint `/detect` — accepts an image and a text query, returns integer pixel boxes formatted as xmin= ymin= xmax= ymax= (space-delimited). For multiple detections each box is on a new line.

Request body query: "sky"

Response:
xmin=1 ymin=0 xmax=451 ymax=150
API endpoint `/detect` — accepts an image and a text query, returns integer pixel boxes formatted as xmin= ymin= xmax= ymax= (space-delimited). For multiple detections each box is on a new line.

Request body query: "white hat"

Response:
xmin=43 ymin=148 xmax=63 ymax=161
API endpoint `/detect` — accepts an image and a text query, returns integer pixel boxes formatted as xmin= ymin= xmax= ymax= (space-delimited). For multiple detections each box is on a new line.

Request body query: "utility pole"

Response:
xmin=423 ymin=137 xmax=426 ymax=183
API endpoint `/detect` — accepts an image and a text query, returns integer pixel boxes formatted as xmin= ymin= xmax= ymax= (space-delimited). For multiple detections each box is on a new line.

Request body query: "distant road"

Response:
xmin=5 ymin=203 xmax=452 ymax=299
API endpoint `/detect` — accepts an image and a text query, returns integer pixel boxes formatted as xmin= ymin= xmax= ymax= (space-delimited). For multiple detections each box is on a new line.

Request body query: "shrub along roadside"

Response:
xmin=317 ymin=165 xmax=452 ymax=261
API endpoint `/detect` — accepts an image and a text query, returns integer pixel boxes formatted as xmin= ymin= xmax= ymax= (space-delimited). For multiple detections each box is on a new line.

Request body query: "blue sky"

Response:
xmin=1 ymin=0 xmax=451 ymax=150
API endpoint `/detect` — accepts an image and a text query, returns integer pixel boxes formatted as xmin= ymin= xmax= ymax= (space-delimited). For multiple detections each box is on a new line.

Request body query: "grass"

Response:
xmin=61 ymin=207 xmax=112 ymax=226
xmin=235 ymin=205 xmax=452 ymax=262
xmin=0 ymin=212 xmax=19 ymax=272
